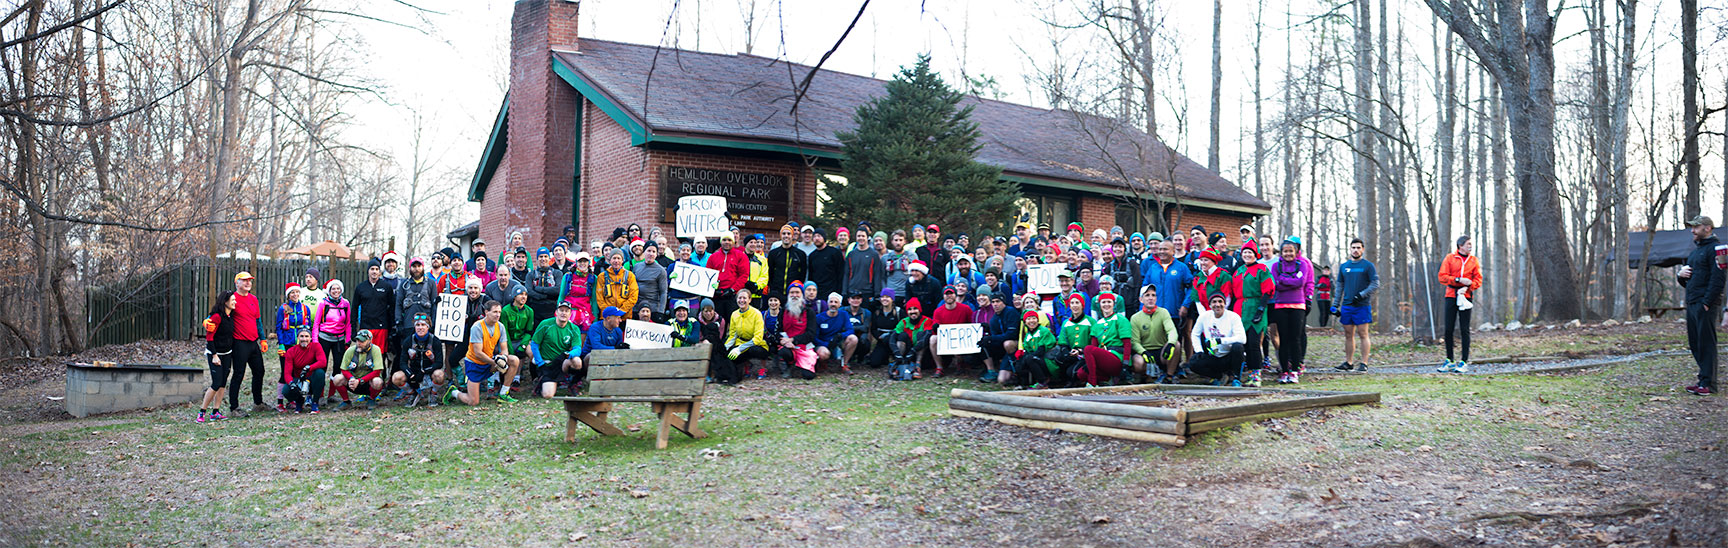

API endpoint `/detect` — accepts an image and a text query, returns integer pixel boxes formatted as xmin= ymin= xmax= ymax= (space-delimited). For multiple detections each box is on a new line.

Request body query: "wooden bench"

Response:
xmin=1646 ymin=306 xmax=1685 ymax=319
xmin=553 ymin=343 xmax=710 ymax=449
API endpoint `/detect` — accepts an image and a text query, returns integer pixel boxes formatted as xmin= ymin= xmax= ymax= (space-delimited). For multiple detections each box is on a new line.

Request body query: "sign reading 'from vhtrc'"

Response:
xmin=661 ymin=166 xmax=790 ymax=230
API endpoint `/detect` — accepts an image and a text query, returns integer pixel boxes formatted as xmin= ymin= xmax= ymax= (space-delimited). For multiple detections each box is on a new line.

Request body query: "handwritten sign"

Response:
xmin=668 ymin=261 xmax=720 ymax=297
xmin=434 ymin=294 xmax=468 ymax=342
xmin=676 ymin=195 xmax=731 ymax=238
xmin=935 ymin=323 xmax=984 ymax=355
xmin=623 ymin=320 xmax=674 ymax=349
xmin=1027 ymin=264 xmax=1065 ymax=294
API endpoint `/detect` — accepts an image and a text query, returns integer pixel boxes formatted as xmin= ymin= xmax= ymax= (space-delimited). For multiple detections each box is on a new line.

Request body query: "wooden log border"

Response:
xmin=947 ymin=383 xmax=1380 ymax=444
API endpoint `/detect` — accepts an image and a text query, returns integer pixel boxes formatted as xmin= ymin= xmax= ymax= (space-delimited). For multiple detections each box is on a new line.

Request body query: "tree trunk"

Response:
xmin=1207 ymin=0 xmax=1222 ymax=173
xmin=1438 ymin=24 xmax=1456 ymax=252
xmin=1252 ymin=1 xmax=1264 ymax=201
xmin=1617 ymin=0 xmax=1636 ymax=318
xmin=1680 ymin=0 xmax=1700 ymax=220
xmin=1354 ymin=0 xmax=1378 ymax=271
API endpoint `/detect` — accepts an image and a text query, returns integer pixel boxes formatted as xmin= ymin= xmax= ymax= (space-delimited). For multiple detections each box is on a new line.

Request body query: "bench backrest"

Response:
xmin=585 ymin=342 xmax=710 ymax=398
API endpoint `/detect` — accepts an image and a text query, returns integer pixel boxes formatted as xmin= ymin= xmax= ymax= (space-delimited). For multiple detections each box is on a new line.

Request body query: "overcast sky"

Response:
xmin=343 ymin=0 xmax=1708 ymax=231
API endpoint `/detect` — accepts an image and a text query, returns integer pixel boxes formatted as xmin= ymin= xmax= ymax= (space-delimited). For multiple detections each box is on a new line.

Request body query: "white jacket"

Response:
xmin=1191 ymin=310 xmax=1246 ymax=351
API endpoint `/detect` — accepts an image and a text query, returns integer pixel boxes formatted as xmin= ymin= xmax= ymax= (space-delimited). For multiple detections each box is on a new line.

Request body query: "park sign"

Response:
xmin=623 ymin=320 xmax=675 ymax=349
xmin=935 ymin=323 xmax=984 ymax=355
xmin=675 ymin=195 xmax=731 ymax=239
xmin=434 ymin=294 xmax=468 ymax=342
xmin=668 ymin=261 xmax=720 ymax=297
xmin=660 ymin=166 xmax=789 ymax=231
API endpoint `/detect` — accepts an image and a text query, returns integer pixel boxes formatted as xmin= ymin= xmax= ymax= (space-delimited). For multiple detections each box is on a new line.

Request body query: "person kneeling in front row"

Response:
xmin=1184 ymin=293 xmax=1247 ymax=386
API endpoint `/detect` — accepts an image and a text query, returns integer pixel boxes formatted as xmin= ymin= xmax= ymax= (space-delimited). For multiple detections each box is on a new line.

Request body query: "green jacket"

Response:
xmin=1017 ymin=324 xmax=1056 ymax=354
xmin=1089 ymin=313 xmax=1133 ymax=359
xmin=1057 ymin=317 xmax=1095 ymax=348
xmin=1130 ymin=307 xmax=1179 ymax=356
xmin=501 ymin=303 xmax=536 ymax=353
xmin=530 ymin=318 xmax=583 ymax=363
xmin=1233 ymin=263 xmax=1274 ymax=332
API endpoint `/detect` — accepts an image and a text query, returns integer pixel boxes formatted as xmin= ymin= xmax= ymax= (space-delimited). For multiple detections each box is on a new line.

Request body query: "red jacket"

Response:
xmin=931 ymin=302 xmax=975 ymax=327
xmin=1438 ymin=252 xmax=1482 ymax=298
xmin=1314 ymin=275 xmax=1334 ymax=300
xmin=281 ymin=340 xmax=327 ymax=382
xmin=707 ymin=247 xmax=750 ymax=292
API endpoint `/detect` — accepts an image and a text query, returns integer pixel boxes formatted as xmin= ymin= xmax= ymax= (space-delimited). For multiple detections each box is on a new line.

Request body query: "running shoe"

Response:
xmin=934 ymin=367 xmax=944 ymax=378
xmin=364 ymin=396 xmax=376 ymax=410
xmin=1436 ymin=360 xmax=1454 ymax=373
xmin=276 ymin=403 xmax=288 ymax=413
xmin=1244 ymin=371 xmax=1262 ymax=388
xmin=1229 ymin=378 xmax=1243 ymax=387
xmin=979 ymin=369 xmax=996 ymax=383
xmin=1289 ymin=371 xmax=1300 ymax=384
xmin=1453 ymin=361 xmax=1469 ymax=374
xmin=405 ymin=391 xmax=420 ymax=408
xmin=841 ymin=365 xmax=854 ymax=375
xmin=1262 ymin=358 xmax=1274 ymax=372
xmin=1334 ymin=361 xmax=1354 ymax=372
xmin=1354 ymin=362 xmax=1368 ymax=372
xmin=211 ymin=409 xmax=227 ymax=421
xmin=308 ymin=402 xmax=320 ymax=414
xmin=756 ymin=368 xmax=768 ymax=380
xmin=195 ymin=412 xmax=207 ymax=423
xmin=1276 ymin=372 xmax=1290 ymax=384
xmin=498 ymin=393 xmax=519 ymax=404
xmin=336 ymin=400 xmax=352 ymax=411
xmin=1685 ymin=385 xmax=1715 ymax=396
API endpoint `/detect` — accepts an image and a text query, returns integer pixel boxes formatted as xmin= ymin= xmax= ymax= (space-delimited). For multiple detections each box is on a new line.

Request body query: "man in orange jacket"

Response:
xmin=1436 ymin=236 xmax=1482 ymax=373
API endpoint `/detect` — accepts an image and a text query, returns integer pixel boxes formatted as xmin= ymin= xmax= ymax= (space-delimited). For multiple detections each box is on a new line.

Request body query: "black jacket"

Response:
xmin=904 ymin=275 xmax=942 ymax=316
xmin=807 ymin=246 xmax=845 ymax=298
xmin=984 ymin=305 xmax=1020 ymax=345
xmin=352 ymin=278 xmax=396 ymax=331
xmin=1681 ymin=235 xmax=1726 ymax=308
xmin=528 ymin=266 xmax=563 ymax=319
xmin=767 ymin=245 xmax=808 ymax=298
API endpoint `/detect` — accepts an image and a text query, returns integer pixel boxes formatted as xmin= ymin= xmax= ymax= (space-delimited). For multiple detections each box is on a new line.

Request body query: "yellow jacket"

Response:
xmin=748 ymin=252 xmax=769 ymax=293
xmin=594 ymin=266 xmax=638 ymax=312
xmin=726 ymin=306 xmax=766 ymax=348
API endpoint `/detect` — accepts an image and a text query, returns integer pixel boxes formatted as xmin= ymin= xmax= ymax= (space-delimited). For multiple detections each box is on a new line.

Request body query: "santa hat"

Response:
xmin=907 ymin=261 xmax=929 ymax=274
xmin=284 ymin=283 xmax=301 ymax=296
xmin=1200 ymin=249 xmax=1223 ymax=264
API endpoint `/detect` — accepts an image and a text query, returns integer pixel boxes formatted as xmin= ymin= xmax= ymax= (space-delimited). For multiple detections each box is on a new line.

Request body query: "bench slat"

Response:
xmin=588 ymin=361 xmax=707 ymax=380
xmin=554 ymin=395 xmax=702 ymax=403
xmin=588 ymin=344 xmax=709 ymax=366
xmin=588 ymin=378 xmax=705 ymax=397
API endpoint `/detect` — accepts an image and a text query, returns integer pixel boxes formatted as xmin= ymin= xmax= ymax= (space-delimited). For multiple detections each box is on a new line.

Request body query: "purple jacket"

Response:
xmin=1270 ymin=256 xmax=1314 ymax=305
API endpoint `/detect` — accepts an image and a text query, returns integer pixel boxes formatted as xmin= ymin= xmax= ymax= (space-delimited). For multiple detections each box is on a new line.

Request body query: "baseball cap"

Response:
xmin=234 ymin=271 xmax=254 ymax=282
xmin=602 ymin=306 xmax=625 ymax=318
xmin=1686 ymin=215 xmax=1715 ymax=227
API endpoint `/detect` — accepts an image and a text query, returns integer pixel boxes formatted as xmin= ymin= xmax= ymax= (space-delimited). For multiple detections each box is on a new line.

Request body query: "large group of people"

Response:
xmin=198 ymin=214 xmax=1500 ymax=422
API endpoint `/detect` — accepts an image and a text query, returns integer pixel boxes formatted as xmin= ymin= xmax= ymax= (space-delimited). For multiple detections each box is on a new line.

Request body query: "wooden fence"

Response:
xmin=86 ymin=256 xmax=370 ymax=348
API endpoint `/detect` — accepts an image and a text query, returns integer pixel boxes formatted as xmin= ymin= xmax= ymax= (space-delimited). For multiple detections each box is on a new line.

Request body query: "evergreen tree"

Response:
xmin=820 ymin=56 xmax=1018 ymax=238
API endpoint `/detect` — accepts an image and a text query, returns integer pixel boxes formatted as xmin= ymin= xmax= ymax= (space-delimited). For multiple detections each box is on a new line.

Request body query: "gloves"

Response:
xmin=1330 ymin=305 xmax=1341 ymax=316
xmin=258 ymin=340 xmax=269 ymax=354
xmin=202 ymin=317 xmax=218 ymax=334
xmin=1159 ymin=343 xmax=1177 ymax=363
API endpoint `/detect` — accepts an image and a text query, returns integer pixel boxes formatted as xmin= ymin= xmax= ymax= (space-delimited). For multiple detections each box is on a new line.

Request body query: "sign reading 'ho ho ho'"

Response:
xmin=661 ymin=166 xmax=790 ymax=230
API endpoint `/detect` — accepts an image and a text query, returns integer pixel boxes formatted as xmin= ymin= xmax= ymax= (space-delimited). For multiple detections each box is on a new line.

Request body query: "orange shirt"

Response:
xmin=1437 ymin=252 xmax=1482 ymax=298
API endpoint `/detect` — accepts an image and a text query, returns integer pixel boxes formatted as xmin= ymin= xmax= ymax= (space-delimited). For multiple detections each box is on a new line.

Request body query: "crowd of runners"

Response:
xmin=189 ymin=217 xmax=1514 ymax=422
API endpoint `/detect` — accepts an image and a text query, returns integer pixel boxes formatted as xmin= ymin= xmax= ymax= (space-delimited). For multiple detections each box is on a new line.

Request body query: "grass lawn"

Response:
xmin=2 ymin=340 xmax=1724 ymax=546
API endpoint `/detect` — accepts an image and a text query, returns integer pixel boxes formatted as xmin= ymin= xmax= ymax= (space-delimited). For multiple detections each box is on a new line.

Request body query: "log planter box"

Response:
xmin=948 ymin=384 xmax=1381 ymax=447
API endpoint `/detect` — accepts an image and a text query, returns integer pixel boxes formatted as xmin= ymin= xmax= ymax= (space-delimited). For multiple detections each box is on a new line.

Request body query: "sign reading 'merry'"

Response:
xmin=660 ymin=166 xmax=790 ymax=229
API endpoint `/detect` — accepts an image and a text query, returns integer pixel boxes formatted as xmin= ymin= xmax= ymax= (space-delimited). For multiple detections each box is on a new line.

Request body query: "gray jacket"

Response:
xmin=634 ymin=261 xmax=670 ymax=312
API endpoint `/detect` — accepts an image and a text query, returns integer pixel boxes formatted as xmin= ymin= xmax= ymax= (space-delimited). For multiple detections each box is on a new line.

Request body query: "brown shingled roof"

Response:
xmin=554 ymin=38 xmax=1270 ymax=212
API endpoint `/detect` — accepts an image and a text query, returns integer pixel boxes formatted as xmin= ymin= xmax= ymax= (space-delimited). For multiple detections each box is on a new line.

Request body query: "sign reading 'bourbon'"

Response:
xmin=660 ymin=166 xmax=790 ymax=228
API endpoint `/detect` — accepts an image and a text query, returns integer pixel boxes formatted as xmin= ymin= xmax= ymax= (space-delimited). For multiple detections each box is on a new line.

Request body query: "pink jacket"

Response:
xmin=314 ymin=297 xmax=353 ymax=342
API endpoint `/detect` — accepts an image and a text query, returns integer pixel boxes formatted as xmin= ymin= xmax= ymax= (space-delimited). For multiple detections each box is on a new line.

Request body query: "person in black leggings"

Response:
xmin=1437 ymin=236 xmax=1480 ymax=372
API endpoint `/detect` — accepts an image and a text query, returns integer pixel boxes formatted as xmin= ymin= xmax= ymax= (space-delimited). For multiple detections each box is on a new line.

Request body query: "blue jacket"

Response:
xmin=1139 ymin=257 xmax=1194 ymax=313
xmin=1335 ymin=259 xmax=1381 ymax=307
xmin=583 ymin=322 xmax=624 ymax=356
xmin=812 ymin=309 xmax=854 ymax=348
xmin=984 ymin=305 xmax=1020 ymax=345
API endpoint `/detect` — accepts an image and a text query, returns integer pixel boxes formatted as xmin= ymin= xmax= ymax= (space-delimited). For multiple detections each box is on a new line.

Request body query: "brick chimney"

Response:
xmin=485 ymin=0 xmax=580 ymax=252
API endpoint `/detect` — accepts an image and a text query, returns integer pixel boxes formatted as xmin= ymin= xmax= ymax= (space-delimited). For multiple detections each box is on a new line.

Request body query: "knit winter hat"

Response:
xmin=1066 ymin=292 xmax=1087 ymax=306
xmin=1199 ymin=249 xmax=1223 ymax=264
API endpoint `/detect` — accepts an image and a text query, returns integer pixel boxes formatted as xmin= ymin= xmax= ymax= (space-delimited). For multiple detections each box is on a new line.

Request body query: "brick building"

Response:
xmin=469 ymin=0 xmax=1271 ymax=250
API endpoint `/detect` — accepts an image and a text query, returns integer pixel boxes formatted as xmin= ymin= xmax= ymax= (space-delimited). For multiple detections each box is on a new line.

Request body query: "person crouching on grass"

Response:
xmin=1184 ymin=293 xmax=1248 ymax=386
xmin=330 ymin=329 xmax=384 ymax=410
xmin=390 ymin=317 xmax=444 ymax=407
xmin=279 ymin=328 xmax=324 ymax=413
xmin=1131 ymin=284 xmax=1180 ymax=384
xmin=447 ymin=300 xmax=521 ymax=406
xmin=531 ymin=302 xmax=585 ymax=398
xmin=1077 ymin=293 xmax=1133 ymax=387
xmin=1006 ymin=309 xmax=1057 ymax=388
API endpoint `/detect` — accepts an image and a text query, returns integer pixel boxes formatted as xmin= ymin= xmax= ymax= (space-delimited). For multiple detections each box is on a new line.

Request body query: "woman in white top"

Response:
xmin=1185 ymin=293 xmax=1247 ymax=386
